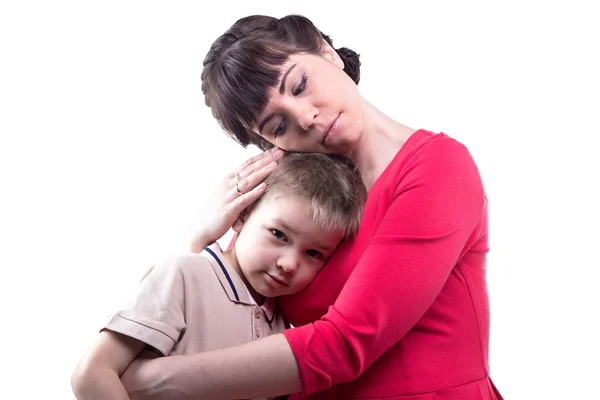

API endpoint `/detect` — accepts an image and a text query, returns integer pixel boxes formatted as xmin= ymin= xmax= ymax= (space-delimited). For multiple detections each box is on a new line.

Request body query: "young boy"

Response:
xmin=71 ymin=152 xmax=366 ymax=400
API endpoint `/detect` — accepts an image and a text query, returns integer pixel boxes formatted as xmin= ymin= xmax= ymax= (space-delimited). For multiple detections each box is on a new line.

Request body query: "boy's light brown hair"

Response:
xmin=253 ymin=152 xmax=367 ymax=237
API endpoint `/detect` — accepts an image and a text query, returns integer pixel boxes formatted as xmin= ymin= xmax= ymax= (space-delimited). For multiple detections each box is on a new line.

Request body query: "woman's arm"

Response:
xmin=122 ymin=136 xmax=485 ymax=398
xmin=284 ymin=136 xmax=487 ymax=392
xmin=71 ymin=330 xmax=145 ymax=400
xmin=121 ymin=334 xmax=300 ymax=399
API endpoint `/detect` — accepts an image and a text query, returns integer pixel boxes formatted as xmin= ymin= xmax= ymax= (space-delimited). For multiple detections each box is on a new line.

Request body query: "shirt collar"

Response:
xmin=203 ymin=243 xmax=277 ymax=321
xmin=203 ymin=243 xmax=253 ymax=305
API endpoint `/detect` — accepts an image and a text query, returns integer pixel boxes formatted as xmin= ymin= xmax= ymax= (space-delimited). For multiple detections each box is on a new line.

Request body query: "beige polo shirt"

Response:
xmin=104 ymin=243 xmax=287 ymax=359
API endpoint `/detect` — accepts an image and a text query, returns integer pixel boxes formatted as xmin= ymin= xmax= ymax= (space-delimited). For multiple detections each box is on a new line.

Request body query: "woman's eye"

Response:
xmin=271 ymin=229 xmax=287 ymax=241
xmin=293 ymin=75 xmax=308 ymax=96
xmin=273 ymin=120 xmax=285 ymax=138
xmin=306 ymin=249 xmax=322 ymax=259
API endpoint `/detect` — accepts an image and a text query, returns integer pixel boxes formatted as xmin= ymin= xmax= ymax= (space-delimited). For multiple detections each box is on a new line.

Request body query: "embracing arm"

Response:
xmin=122 ymin=137 xmax=485 ymax=398
xmin=71 ymin=331 xmax=145 ymax=400
xmin=285 ymin=136 xmax=486 ymax=392
xmin=122 ymin=334 xmax=300 ymax=399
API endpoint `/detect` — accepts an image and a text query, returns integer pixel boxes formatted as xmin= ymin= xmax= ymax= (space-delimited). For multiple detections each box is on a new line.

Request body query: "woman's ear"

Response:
xmin=321 ymin=40 xmax=344 ymax=69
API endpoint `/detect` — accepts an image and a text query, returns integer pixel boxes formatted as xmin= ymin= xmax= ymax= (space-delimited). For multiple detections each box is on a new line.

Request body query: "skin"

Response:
xmin=254 ymin=42 xmax=415 ymax=189
xmin=71 ymin=331 xmax=146 ymax=400
xmin=226 ymin=195 xmax=343 ymax=303
xmin=71 ymin=195 xmax=341 ymax=400
xmin=118 ymin=41 xmax=417 ymax=399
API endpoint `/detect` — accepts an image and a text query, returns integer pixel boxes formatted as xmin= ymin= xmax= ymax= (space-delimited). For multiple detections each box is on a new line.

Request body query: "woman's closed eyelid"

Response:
xmin=293 ymin=75 xmax=308 ymax=96
xmin=270 ymin=75 xmax=307 ymax=138
xmin=273 ymin=119 xmax=285 ymax=138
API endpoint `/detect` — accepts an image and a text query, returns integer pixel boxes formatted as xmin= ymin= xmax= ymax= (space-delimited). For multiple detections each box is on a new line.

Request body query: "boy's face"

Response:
xmin=232 ymin=196 xmax=343 ymax=298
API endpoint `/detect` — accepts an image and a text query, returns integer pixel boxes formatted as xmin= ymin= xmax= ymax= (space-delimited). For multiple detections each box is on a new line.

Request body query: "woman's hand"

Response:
xmin=185 ymin=147 xmax=284 ymax=253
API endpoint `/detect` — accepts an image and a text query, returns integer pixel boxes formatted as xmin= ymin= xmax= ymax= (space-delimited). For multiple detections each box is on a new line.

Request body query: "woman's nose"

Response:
xmin=295 ymin=101 xmax=318 ymax=131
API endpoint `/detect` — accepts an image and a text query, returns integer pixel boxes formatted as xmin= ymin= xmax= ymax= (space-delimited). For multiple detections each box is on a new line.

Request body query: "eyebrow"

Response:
xmin=279 ymin=63 xmax=297 ymax=95
xmin=276 ymin=220 xmax=298 ymax=236
xmin=276 ymin=219 xmax=335 ymax=253
xmin=257 ymin=64 xmax=298 ymax=134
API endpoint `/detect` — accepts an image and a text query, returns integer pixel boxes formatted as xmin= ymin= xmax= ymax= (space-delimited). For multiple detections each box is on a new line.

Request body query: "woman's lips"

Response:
xmin=322 ymin=113 xmax=341 ymax=144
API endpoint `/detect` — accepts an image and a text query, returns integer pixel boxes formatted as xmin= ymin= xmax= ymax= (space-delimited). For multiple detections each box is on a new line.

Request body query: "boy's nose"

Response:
xmin=278 ymin=253 xmax=300 ymax=275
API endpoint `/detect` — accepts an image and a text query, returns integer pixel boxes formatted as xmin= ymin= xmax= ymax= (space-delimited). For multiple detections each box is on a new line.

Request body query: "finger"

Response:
xmin=225 ymin=152 xmax=268 ymax=186
xmin=238 ymin=148 xmax=283 ymax=180
xmin=238 ymin=153 xmax=271 ymax=180
xmin=236 ymin=161 xmax=277 ymax=195
xmin=234 ymin=149 xmax=272 ymax=175
xmin=223 ymin=165 xmax=268 ymax=203
xmin=229 ymin=152 xmax=269 ymax=183
xmin=230 ymin=182 xmax=267 ymax=213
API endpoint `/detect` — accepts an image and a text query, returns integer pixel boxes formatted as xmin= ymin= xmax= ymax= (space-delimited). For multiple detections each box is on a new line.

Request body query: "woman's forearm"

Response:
xmin=71 ymin=367 xmax=130 ymax=400
xmin=123 ymin=334 xmax=302 ymax=399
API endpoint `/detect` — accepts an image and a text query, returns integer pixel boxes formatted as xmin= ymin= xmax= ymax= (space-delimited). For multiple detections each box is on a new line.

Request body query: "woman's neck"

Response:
xmin=351 ymin=99 xmax=416 ymax=189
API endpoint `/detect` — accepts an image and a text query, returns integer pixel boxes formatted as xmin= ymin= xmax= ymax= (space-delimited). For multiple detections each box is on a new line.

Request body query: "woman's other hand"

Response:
xmin=185 ymin=147 xmax=284 ymax=253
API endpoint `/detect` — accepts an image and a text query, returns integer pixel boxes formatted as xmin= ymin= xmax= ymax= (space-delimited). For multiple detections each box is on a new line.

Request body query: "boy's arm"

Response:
xmin=73 ymin=254 xmax=187 ymax=399
xmin=71 ymin=330 xmax=145 ymax=400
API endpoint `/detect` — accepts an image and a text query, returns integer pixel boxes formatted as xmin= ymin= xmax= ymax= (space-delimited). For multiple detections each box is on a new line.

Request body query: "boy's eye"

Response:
xmin=270 ymin=229 xmax=287 ymax=242
xmin=293 ymin=75 xmax=308 ymax=96
xmin=306 ymin=249 xmax=322 ymax=259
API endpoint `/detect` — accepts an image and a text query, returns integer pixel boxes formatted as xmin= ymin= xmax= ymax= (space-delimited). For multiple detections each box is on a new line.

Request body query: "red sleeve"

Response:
xmin=283 ymin=137 xmax=486 ymax=393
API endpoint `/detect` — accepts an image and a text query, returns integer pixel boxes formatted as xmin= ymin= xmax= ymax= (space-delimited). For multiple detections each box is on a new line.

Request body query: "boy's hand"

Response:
xmin=71 ymin=330 xmax=146 ymax=399
xmin=185 ymin=148 xmax=284 ymax=253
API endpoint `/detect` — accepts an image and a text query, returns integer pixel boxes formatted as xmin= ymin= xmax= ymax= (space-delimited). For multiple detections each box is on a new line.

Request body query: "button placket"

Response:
xmin=253 ymin=307 xmax=262 ymax=338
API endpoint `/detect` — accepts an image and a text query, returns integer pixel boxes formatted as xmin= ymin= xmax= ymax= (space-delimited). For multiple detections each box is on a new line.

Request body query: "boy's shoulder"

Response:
xmin=160 ymin=252 xmax=214 ymax=271
xmin=143 ymin=251 xmax=216 ymax=281
xmin=152 ymin=243 xmax=240 ymax=294
xmin=148 ymin=243 xmax=255 ymax=306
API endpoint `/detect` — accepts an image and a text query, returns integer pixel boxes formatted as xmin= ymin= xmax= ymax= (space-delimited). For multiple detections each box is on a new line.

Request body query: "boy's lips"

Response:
xmin=264 ymin=272 xmax=289 ymax=287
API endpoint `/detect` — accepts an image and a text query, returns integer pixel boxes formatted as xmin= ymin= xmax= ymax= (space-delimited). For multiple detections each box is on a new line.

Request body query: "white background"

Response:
xmin=1 ymin=1 xmax=598 ymax=398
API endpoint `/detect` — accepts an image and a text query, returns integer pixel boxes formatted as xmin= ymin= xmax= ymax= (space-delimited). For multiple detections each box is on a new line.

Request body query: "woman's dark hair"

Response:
xmin=201 ymin=15 xmax=361 ymax=150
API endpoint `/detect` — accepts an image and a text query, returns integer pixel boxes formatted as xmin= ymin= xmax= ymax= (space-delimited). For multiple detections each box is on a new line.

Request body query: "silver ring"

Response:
xmin=236 ymin=182 xmax=243 ymax=196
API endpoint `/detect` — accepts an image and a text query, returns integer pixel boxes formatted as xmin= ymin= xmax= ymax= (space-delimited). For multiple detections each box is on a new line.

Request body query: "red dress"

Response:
xmin=279 ymin=130 xmax=503 ymax=399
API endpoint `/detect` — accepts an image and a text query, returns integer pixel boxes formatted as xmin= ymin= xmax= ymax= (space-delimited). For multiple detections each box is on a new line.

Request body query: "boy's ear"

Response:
xmin=232 ymin=210 xmax=248 ymax=233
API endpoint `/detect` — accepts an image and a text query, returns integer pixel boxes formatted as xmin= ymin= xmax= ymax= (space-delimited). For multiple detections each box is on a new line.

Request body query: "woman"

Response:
xmin=122 ymin=14 xmax=503 ymax=400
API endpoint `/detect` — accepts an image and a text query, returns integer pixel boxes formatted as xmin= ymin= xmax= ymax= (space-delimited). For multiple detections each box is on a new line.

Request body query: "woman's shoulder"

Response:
xmin=389 ymin=129 xmax=473 ymax=172
xmin=373 ymin=129 xmax=479 ymax=197
xmin=404 ymin=129 xmax=468 ymax=155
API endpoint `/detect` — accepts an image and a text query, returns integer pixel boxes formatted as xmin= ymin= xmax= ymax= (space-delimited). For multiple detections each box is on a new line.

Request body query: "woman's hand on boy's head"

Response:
xmin=184 ymin=148 xmax=284 ymax=253
xmin=236 ymin=147 xmax=283 ymax=190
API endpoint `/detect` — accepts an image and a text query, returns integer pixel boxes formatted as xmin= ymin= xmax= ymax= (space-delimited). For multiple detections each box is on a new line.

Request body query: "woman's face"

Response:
xmin=252 ymin=45 xmax=365 ymax=156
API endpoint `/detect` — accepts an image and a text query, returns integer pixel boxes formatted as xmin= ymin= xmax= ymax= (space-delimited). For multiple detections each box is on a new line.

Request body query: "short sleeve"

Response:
xmin=103 ymin=255 xmax=187 ymax=356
